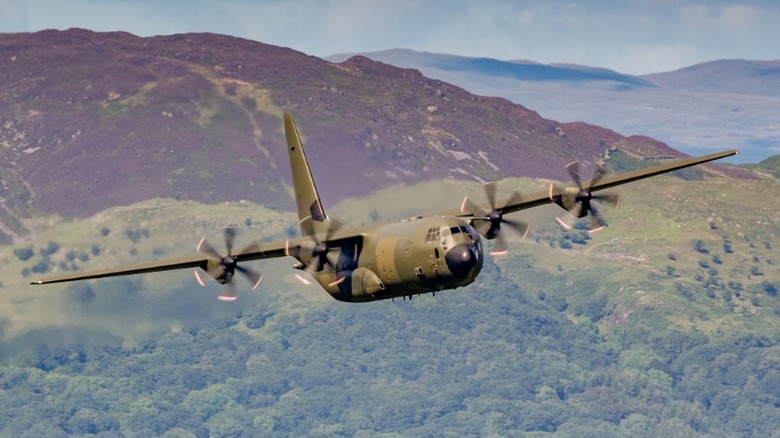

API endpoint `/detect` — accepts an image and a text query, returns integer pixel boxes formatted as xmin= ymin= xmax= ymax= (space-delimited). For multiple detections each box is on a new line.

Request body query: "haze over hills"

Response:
xmin=327 ymin=49 xmax=780 ymax=163
xmin=0 ymin=29 xmax=749 ymax=227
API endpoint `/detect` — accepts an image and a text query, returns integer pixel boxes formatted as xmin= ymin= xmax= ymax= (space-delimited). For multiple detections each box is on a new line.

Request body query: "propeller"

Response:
xmin=195 ymin=226 xmax=264 ymax=301
xmin=550 ymin=161 xmax=621 ymax=232
xmin=287 ymin=221 xmax=344 ymax=282
xmin=461 ymin=182 xmax=530 ymax=255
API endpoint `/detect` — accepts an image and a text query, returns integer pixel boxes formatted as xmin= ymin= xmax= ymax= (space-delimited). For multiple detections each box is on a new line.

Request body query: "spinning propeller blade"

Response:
xmin=553 ymin=161 xmax=620 ymax=232
xmin=463 ymin=182 xmax=530 ymax=255
xmin=196 ymin=226 xmax=264 ymax=300
xmin=300 ymin=221 xmax=343 ymax=275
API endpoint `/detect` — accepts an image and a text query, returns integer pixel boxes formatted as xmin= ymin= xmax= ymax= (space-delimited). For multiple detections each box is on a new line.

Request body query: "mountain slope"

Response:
xmin=0 ymin=29 xmax=743 ymax=222
xmin=742 ymin=154 xmax=780 ymax=179
xmin=328 ymin=49 xmax=780 ymax=163
xmin=1 ymin=173 xmax=778 ymax=437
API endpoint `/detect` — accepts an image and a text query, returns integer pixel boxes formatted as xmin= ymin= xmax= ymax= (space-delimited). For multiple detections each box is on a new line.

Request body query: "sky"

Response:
xmin=1 ymin=0 xmax=779 ymax=75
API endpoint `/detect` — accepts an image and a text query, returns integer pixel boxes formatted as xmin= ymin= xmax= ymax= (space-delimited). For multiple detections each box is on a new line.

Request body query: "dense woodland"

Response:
xmin=2 ymin=253 xmax=780 ymax=437
xmin=2 ymin=172 xmax=780 ymax=437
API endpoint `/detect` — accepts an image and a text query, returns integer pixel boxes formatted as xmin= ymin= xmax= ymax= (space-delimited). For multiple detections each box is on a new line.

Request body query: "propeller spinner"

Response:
xmin=195 ymin=227 xmax=263 ymax=301
xmin=462 ymin=182 xmax=530 ymax=255
xmin=550 ymin=161 xmax=621 ymax=232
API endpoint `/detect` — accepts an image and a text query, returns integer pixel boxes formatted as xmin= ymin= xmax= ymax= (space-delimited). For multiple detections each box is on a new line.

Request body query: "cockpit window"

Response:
xmin=425 ymin=227 xmax=441 ymax=243
xmin=449 ymin=225 xmax=478 ymax=242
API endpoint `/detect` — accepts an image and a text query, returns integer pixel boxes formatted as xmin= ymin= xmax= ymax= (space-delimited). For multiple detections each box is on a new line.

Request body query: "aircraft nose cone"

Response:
xmin=445 ymin=244 xmax=479 ymax=278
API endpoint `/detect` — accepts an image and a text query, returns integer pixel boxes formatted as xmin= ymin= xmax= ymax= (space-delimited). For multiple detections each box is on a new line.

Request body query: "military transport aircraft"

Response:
xmin=33 ymin=113 xmax=738 ymax=302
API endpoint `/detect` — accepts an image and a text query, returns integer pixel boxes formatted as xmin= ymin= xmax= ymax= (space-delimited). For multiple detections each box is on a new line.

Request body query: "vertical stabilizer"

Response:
xmin=284 ymin=113 xmax=332 ymax=236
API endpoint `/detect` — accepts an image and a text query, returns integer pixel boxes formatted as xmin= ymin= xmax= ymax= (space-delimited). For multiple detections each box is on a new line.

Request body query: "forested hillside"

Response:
xmin=1 ymin=172 xmax=778 ymax=436
xmin=4 ymin=276 xmax=780 ymax=437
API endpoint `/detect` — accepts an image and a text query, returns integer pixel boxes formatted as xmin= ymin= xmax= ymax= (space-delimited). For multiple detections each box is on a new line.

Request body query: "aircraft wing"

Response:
xmin=31 ymin=239 xmax=289 ymax=285
xmin=563 ymin=149 xmax=740 ymax=194
xmin=460 ymin=149 xmax=739 ymax=217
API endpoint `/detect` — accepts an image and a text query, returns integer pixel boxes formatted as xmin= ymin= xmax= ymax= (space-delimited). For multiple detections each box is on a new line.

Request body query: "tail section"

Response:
xmin=284 ymin=113 xmax=338 ymax=236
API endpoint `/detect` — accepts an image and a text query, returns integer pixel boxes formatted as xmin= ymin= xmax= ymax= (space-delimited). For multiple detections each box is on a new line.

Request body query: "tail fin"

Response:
xmin=284 ymin=113 xmax=336 ymax=236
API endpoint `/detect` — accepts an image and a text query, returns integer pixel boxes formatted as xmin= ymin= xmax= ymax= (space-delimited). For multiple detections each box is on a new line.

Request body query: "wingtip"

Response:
xmin=284 ymin=113 xmax=301 ymax=148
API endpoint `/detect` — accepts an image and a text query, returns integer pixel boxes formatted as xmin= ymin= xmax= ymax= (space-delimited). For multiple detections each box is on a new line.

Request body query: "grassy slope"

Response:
xmin=1 ymin=174 xmax=778 ymax=436
xmin=339 ymin=173 xmax=779 ymax=336
xmin=0 ymin=166 xmax=780 ymax=358
xmin=742 ymin=154 xmax=780 ymax=179
xmin=1 ymin=172 xmax=777 ymax=343
xmin=0 ymin=199 xmax=294 ymax=338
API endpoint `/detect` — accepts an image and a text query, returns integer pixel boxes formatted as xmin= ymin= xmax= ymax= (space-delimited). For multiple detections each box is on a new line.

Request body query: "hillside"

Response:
xmin=0 ymin=29 xmax=745 ymax=226
xmin=743 ymin=154 xmax=780 ymax=179
xmin=0 ymin=173 xmax=778 ymax=436
xmin=329 ymin=49 xmax=780 ymax=163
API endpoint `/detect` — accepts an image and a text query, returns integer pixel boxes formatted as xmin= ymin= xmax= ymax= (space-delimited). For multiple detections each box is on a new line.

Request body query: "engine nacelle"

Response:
xmin=549 ymin=183 xmax=583 ymax=216
xmin=350 ymin=267 xmax=385 ymax=297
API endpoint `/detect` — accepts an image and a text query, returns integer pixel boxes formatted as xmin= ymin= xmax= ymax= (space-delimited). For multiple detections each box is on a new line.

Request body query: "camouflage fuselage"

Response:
xmin=303 ymin=215 xmax=484 ymax=302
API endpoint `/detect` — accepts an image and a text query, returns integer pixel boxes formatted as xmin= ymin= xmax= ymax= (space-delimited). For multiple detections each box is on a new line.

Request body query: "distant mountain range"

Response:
xmin=328 ymin=49 xmax=655 ymax=87
xmin=327 ymin=50 xmax=780 ymax=163
xmin=0 ymin=29 xmax=751 ymax=225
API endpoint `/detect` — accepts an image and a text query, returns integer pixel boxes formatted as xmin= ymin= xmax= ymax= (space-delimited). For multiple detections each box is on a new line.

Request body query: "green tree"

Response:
xmin=693 ymin=240 xmax=709 ymax=254
xmin=761 ymin=281 xmax=778 ymax=296
xmin=64 ymin=408 xmax=119 ymax=435
xmin=182 ymin=384 xmax=237 ymax=421
xmin=39 ymin=241 xmax=60 ymax=257
xmin=161 ymin=428 xmax=197 ymax=438
xmin=13 ymin=246 xmax=34 ymax=261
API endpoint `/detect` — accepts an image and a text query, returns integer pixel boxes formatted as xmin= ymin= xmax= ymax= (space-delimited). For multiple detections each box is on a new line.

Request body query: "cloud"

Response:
xmin=0 ymin=0 xmax=28 ymax=31
xmin=719 ymin=4 xmax=763 ymax=34
xmin=681 ymin=3 xmax=777 ymax=38
xmin=10 ymin=0 xmax=780 ymax=74
xmin=614 ymin=44 xmax=700 ymax=74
